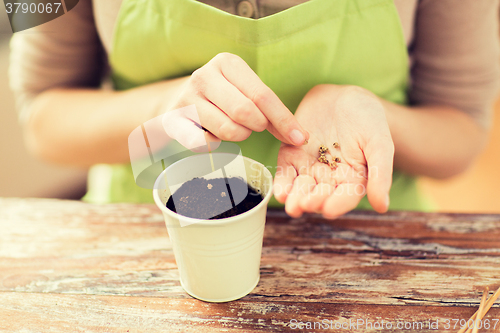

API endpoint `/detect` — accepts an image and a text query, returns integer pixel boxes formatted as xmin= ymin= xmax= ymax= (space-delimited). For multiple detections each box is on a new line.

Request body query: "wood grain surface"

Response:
xmin=1 ymin=198 xmax=499 ymax=332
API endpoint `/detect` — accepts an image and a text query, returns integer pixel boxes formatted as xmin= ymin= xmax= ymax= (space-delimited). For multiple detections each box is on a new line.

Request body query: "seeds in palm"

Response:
xmin=317 ymin=144 xmax=341 ymax=169
xmin=317 ymin=145 xmax=338 ymax=170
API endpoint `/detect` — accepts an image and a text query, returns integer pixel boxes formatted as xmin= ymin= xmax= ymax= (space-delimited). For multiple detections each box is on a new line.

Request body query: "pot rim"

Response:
xmin=153 ymin=153 xmax=273 ymax=226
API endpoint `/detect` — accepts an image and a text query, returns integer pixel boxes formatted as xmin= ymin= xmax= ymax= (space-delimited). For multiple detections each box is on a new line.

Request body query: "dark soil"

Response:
xmin=166 ymin=177 xmax=263 ymax=220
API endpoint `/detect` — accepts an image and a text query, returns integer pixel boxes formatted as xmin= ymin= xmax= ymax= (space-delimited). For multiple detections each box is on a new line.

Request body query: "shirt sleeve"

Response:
xmin=409 ymin=0 xmax=500 ymax=128
xmin=9 ymin=0 xmax=104 ymax=124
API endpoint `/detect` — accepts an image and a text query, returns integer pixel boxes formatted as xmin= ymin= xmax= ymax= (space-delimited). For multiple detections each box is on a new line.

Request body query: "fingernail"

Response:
xmin=289 ymin=129 xmax=305 ymax=145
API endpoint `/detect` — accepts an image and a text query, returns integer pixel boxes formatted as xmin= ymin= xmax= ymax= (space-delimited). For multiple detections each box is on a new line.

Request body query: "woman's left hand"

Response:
xmin=274 ymin=85 xmax=394 ymax=219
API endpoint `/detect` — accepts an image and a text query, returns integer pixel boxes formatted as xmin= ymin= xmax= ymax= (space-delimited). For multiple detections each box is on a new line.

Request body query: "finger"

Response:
xmin=311 ymin=162 xmax=337 ymax=185
xmin=214 ymin=53 xmax=308 ymax=145
xmin=195 ymin=99 xmax=253 ymax=142
xmin=274 ymin=145 xmax=298 ymax=203
xmin=201 ymin=68 xmax=268 ymax=132
xmin=299 ymin=182 xmax=335 ymax=214
xmin=164 ymin=100 xmax=251 ymax=146
xmin=163 ymin=108 xmax=208 ymax=151
xmin=364 ymin=136 xmax=394 ymax=213
xmin=285 ymin=174 xmax=316 ymax=218
xmin=322 ymin=183 xmax=366 ymax=219
xmin=175 ymin=104 xmax=222 ymax=152
xmin=274 ymin=164 xmax=296 ymax=204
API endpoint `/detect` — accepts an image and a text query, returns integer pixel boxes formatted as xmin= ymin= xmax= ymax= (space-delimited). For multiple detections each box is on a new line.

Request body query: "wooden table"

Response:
xmin=1 ymin=198 xmax=499 ymax=332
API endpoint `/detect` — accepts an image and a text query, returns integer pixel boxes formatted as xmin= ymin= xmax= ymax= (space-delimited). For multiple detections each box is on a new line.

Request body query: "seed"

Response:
xmin=334 ymin=157 xmax=341 ymax=163
xmin=319 ymin=145 xmax=329 ymax=154
xmin=303 ymin=139 xmax=308 ymax=145
xmin=318 ymin=155 xmax=328 ymax=164
xmin=221 ymin=192 xmax=226 ymax=197
xmin=328 ymin=161 xmax=338 ymax=169
xmin=333 ymin=142 xmax=340 ymax=149
xmin=207 ymin=184 xmax=213 ymax=189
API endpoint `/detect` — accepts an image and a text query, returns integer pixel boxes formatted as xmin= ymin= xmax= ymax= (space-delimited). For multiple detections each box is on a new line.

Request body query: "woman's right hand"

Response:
xmin=161 ymin=52 xmax=308 ymax=150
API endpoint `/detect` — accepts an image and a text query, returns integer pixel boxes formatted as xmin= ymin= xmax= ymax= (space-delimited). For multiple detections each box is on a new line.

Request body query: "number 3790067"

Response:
xmin=5 ymin=2 xmax=62 ymax=14
xmin=443 ymin=318 xmax=499 ymax=330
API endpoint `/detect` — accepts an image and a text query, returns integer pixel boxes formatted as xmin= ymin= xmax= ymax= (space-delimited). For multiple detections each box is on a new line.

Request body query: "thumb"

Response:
xmin=364 ymin=136 xmax=394 ymax=213
xmin=162 ymin=104 xmax=220 ymax=153
xmin=162 ymin=106 xmax=221 ymax=152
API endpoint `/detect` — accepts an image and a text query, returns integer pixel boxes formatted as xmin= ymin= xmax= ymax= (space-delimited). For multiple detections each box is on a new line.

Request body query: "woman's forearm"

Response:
xmin=383 ymin=100 xmax=489 ymax=179
xmin=24 ymin=76 xmax=189 ymax=167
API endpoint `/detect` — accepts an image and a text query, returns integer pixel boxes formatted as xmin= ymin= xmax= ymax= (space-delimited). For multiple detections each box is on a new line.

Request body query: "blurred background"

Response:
xmin=420 ymin=102 xmax=500 ymax=213
xmin=0 ymin=11 xmax=87 ymax=199
xmin=0 ymin=10 xmax=499 ymax=211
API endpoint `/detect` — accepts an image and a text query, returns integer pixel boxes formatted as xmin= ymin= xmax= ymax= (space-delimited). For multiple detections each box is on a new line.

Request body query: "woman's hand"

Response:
xmin=274 ymin=85 xmax=394 ymax=219
xmin=161 ymin=52 xmax=308 ymax=150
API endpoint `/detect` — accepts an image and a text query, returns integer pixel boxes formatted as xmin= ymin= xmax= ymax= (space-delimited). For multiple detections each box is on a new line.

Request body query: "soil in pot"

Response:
xmin=166 ymin=177 xmax=263 ymax=220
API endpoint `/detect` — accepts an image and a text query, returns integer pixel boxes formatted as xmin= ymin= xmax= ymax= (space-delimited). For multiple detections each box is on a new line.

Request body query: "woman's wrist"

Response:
xmin=302 ymin=83 xmax=487 ymax=179
xmin=378 ymin=99 xmax=488 ymax=178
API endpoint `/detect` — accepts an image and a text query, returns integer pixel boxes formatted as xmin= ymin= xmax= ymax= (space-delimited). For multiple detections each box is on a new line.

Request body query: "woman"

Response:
xmin=10 ymin=0 xmax=500 ymax=218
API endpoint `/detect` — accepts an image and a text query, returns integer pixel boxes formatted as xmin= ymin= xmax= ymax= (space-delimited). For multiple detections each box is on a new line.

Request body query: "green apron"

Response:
xmin=84 ymin=0 xmax=432 ymax=211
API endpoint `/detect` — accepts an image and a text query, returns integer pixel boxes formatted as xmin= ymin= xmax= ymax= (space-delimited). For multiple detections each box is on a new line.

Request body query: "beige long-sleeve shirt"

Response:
xmin=9 ymin=0 xmax=500 ymax=128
